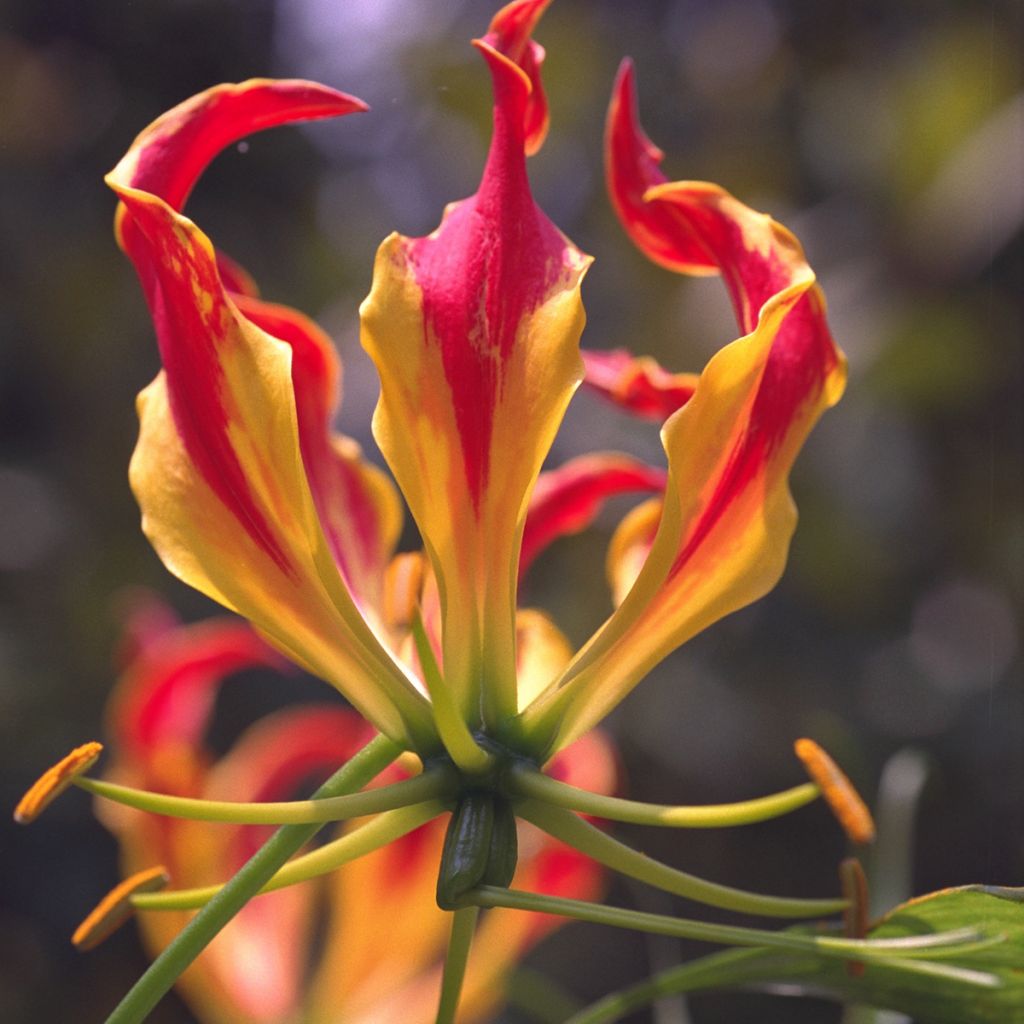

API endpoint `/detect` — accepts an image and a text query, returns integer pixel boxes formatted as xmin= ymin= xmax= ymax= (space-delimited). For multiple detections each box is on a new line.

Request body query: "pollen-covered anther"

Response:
xmin=839 ymin=856 xmax=869 ymax=977
xmin=794 ymin=738 xmax=876 ymax=845
xmin=72 ymin=865 xmax=170 ymax=951
xmin=14 ymin=741 xmax=104 ymax=824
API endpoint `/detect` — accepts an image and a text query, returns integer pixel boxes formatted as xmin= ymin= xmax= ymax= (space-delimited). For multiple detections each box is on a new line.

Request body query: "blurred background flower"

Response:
xmin=2 ymin=1 xmax=1020 ymax=1021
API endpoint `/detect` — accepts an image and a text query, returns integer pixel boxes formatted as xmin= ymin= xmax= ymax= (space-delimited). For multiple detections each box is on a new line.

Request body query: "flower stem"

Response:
xmin=516 ymin=799 xmax=848 ymax=918
xmin=435 ymin=906 xmax=480 ymax=1024
xmin=75 ymin=766 xmax=456 ymax=824
xmin=462 ymin=887 xmax=989 ymax=970
xmin=506 ymin=764 xmax=820 ymax=827
xmin=102 ymin=734 xmax=399 ymax=1024
xmin=133 ymin=801 xmax=445 ymax=910
xmin=564 ymin=947 xmax=813 ymax=1024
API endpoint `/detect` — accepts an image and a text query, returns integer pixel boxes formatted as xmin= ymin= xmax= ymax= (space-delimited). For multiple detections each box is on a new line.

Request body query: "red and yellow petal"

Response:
xmin=107 ymin=80 xmax=435 ymax=751
xmin=361 ymin=12 xmax=589 ymax=730
xmin=517 ymin=69 xmax=845 ymax=758
xmin=582 ymin=347 xmax=698 ymax=420
xmin=521 ymin=453 xmax=666 ymax=581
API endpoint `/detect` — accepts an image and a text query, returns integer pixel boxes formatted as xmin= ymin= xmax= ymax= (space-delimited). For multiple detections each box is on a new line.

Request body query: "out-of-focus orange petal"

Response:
xmin=518 ymin=69 xmax=845 ymax=758
xmin=307 ymin=812 xmax=449 ymax=1021
xmin=606 ymin=495 xmax=662 ymax=606
xmin=582 ymin=347 xmax=699 ymax=420
xmin=516 ymin=608 xmax=574 ymax=711
xmin=195 ymin=707 xmax=377 ymax=1023
xmin=520 ymin=453 xmax=666 ymax=582
xmin=106 ymin=613 xmax=285 ymax=784
xmin=361 ymin=12 xmax=589 ymax=730
xmin=108 ymin=79 xmax=435 ymax=751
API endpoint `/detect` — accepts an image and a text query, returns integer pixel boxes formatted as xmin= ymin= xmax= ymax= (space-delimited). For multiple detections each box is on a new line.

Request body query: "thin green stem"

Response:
xmin=103 ymin=734 xmax=399 ymax=1024
xmin=565 ymin=939 xmax=1000 ymax=1024
xmin=565 ymin=947 xmax=814 ymax=1024
xmin=506 ymin=764 xmax=820 ymax=828
xmin=133 ymin=801 xmax=445 ymax=910
xmin=435 ymin=906 xmax=480 ymax=1024
xmin=462 ymin=887 xmax=989 ymax=971
xmin=517 ymin=799 xmax=847 ymax=919
xmin=412 ymin=612 xmax=493 ymax=775
xmin=75 ymin=766 xmax=456 ymax=824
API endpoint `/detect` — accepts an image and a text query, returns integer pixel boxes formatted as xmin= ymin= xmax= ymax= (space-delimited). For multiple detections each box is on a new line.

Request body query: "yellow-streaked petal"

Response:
xmin=519 ymin=187 xmax=844 ymax=758
xmin=360 ymin=17 xmax=589 ymax=731
xmin=107 ymin=79 xmax=435 ymax=751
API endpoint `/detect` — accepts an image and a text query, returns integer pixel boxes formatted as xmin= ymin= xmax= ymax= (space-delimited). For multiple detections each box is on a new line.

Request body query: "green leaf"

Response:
xmin=567 ymin=885 xmax=1024 ymax=1024
xmin=820 ymin=885 xmax=1024 ymax=1024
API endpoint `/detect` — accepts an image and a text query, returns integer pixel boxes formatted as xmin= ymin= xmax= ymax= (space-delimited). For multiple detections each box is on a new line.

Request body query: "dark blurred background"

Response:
xmin=2 ymin=1 xmax=1021 ymax=1021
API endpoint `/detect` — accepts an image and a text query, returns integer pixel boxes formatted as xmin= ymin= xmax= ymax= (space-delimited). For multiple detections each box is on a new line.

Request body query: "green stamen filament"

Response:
xmin=507 ymin=764 xmax=820 ymax=827
xmin=74 ymin=767 xmax=456 ymax=825
xmin=132 ymin=801 xmax=445 ymax=911
xmin=517 ymin=800 xmax=848 ymax=919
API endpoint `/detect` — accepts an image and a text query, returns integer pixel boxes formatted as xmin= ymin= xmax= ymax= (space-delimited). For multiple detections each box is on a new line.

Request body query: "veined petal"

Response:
xmin=521 ymin=452 xmax=666 ymax=581
xmin=583 ymin=347 xmax=698 ymax=420
xmin=361 ymin=18 xmax=590 ymax=729
xmin=107 ymin=80 xmax=435 ymax=751
xmin=516 ymin=69 xmax=846 ymax=757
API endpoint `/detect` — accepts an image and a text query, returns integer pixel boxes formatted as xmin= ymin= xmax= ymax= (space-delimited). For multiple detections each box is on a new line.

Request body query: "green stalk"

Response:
xmin=435 ymin=906 xmax=480 ymax=1024
xmin=103 ymin=734 xmax=399 ymax=1024
xmin=506 ymin=764 xmax=819 ymax=827
xmin=76 ymin=766 xmax=456 ymax=824
xmin=517 ymin=799 xmax=847 ymax=918
xmin=565 ymin=947 xmax=814 ymax=1024
xmin=463 ymin=887 xmax=989 ymax=971
xmin=133 ymin=801 xmax=445 ymax=910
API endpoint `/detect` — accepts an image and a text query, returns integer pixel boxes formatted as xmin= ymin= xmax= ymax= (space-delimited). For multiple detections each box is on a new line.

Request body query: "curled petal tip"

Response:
xmin=108 ymin=78 xmax=368 ymax=213
xmin=15 ymin=742 xmax=103 ymax=824
xmin=72 ymin=866 xmax=170 ymax=951
xmin=478 ymin=0 xmax=553 ymax=155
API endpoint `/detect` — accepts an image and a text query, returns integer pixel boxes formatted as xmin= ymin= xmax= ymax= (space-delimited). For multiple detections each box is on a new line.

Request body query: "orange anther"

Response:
xmin=72 ymin=865 xmax=170 ymax=951
xmin=14 ymin=742 xmax=104 ymax=824
xmin=794 ymin=738 xmax=876 ymax=845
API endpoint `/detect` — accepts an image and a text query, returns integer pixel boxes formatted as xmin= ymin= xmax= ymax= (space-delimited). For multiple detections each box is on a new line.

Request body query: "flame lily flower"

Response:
xmin=15 ymin=1 xmax=873 ymax=1020
xmin=97 ymin=598 xmax=616 ymax=1024
xmin=106 ymin=0 xmax=844 ymax=770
